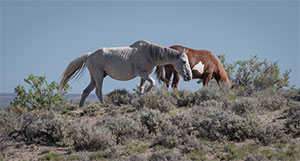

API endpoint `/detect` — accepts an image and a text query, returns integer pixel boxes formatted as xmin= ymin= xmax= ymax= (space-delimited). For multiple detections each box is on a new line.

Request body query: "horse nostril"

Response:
xmin=184 ymin=75 xmax=189 ymax=81
xmin=185 ymin=75 xmax=191 ymax=81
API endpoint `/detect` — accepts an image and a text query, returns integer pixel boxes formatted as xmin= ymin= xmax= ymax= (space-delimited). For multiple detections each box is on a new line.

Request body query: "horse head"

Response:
xmin=173 ymin=49 xmax=192 ymax=81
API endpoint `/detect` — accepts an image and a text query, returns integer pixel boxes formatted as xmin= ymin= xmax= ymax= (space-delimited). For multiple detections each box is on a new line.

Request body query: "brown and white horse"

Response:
xmin=155 ymin=45 xmax=234 ymax=89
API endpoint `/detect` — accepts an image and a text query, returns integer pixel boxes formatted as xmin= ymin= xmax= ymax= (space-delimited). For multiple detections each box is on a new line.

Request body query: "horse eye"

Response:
xmin=183 ymin=61 xmax=186 ymax=64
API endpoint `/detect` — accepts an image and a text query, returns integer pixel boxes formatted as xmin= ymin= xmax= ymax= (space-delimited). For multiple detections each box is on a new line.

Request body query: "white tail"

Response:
xmin=59 ymin=52 xmax=92 ymax=92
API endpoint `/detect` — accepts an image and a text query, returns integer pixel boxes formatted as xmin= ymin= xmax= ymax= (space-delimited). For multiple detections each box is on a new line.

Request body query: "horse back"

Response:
xmin=170 ymin=45 xmax=217 ymax=71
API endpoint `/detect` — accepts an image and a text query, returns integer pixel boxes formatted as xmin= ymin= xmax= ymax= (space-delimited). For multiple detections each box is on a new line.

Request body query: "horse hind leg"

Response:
xmin=203 ymin=72 xmax=213 ymax=87
xmin=79 ymin=75 xmax=95 ymax=107
xmin=88 ymin=65 xmax=105 ymax=103
xmin=95 ymin=72 xmax=105 ymax=103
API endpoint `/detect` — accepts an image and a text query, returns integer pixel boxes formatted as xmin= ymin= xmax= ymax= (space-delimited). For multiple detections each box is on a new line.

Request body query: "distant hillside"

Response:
xmin=0 ymin=93 xmax=16 ymax=108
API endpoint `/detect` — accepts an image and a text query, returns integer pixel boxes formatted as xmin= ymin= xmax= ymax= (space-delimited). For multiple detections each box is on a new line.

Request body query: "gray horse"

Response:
xmin=59 ymin=40 xmax=192 ymax=107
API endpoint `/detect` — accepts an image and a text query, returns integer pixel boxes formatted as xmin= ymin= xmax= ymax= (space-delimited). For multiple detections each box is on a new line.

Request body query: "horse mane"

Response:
xmin=130 ymin=40 xmax=179 ymax=61
xmin=130 ymin=40 xmax=150 ymax=47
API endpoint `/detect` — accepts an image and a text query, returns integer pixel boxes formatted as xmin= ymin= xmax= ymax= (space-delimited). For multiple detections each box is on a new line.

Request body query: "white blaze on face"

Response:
xmin=192 ymin=61 xmax=205 ymax=74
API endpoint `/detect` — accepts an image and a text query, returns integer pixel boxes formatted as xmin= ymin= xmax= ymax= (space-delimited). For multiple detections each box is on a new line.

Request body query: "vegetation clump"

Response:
xmin=20 ymin=112 xmax=73 ymax=146
xmin=170 ymin=89 xmax=194 ymax=107
xmin=134 ymin=109 xmax=172 ymax=135
xmin=132 ymin=88 xmax=177 ymax=112
xmin=284 ymin=102 xmax=300 ymax=137
xmin=104 ymin=89 xmax=133 ymax=106
xmin=72 ymin=124 xmax=116 ymax=151
xmin=104 ymin=116 xmax=147 ymax=144
xmin=218 ymin=55 xmax=291 ymax=96
xmin=10 ymin=74 xmax=70 ymax=111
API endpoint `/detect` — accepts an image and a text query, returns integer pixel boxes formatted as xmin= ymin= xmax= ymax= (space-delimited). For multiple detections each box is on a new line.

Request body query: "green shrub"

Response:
xmin=226 ymin=97 xmax=259 ymax=116
xmin=134 ymin=109 xmax=171 ymax=135
xmin=104 ymin=89 xmax=133 ymax=106
xmin=21 ymin=112 xmax=74 ymax=146
xmin=133 ymin=88 xmax=176 ymax=112
xmin=9 ymin=105 xmax=28 ymax=115
xmin=198 ymin=99 xmax=223 ymax=108
xmin=10 ymin=74 xmax=70 ymax=111
xmin=61 ymin=104 xmax=79 ymax=114
xmin=218 ymin=55 xmax=292 ymax=96
xmin=192 ymin=84 xmax=231 ymax=105
xmin=72 ymin=124 xmax=116 ymax=151
xmin=285 ymin=112 xmax=300 ymax=138
xmin=283 ymin=102 xmax=300 ymax=137
xmin=198 ymin=112 xmax=258 ymax=141
xmin=155 ymin=126 xmax=186 ymax=148
xmin=170 ymin=90 xmax=194 ymax=107
xmin=174 ymin=106 xmax=258 ymax=142
xmin=185 ymin=151 xmax=207 ymax=161
xmin=104 ymin=116 xmax=147 ymax=144
xmin=39 ymin=152 xmax=62 ymax=161
xmin=274 ymin=143 xmax=300 ymax=161
xmin=0 ymin=109 xmax=20 ymax=132
xmin=115 ymin=154 xmax=146 ymax=161
xmin=284 ymin=101 xmax=300 ymax=117
xmin=180 ymin=136 xmax=203 ymax=154
xmin=66 ymin=154 xmax=81 ymax=161
xmin=258 ymin=94 xmax=287 ymax=111
xmin=224 ymin=143 xmax=248 ymax=160
xmin=124 ymin=142 xmax=150 ymax=154
xmin=257 ymin=125 xmax=285 ymax=145
xmin=149 ymin=151 xmax=189 ymax=161
xmin=89 ymin=151 xmax=109 ymax=160
xmin=224 ymin=92 xmax=287 ymax=116
xmin=291 ymin=88 xmax=300 ymax=101
xmin=81 ymin=104 xmax=103 ymax=116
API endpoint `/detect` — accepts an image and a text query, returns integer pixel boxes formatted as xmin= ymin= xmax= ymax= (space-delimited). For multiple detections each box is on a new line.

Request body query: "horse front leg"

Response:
xmin=139 ymin=73 xmax=156 ymax=92
xmin=145 ymin=76 xmax=155 ymax=92
xmin=139 ymin=78 xmax=146 ymax=94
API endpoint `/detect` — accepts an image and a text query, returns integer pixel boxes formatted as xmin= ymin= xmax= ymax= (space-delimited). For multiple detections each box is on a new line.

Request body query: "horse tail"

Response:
xmin=59 ymin=52 xmax=92 ymax=92
xmin=217 ymin=60 xmax=234 ymax=89
xmin=155 ymin=66 xmax=167 ymax=84
xmin=207 ymin=51 xmax=233 ymax=89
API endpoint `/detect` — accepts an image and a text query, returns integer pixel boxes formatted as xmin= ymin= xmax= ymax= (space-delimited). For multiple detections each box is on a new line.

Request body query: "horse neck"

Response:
xmin=154 ymin=56 xmax=176 ymax=66
xmin=155 ymin=55 xmax=179 ymax=67
xmin=149 ymin=45 xmax=178 ymax=66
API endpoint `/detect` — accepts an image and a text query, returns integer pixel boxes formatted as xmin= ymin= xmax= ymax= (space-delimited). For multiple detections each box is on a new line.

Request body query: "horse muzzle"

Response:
xmin=183 ymin=75 xmax=192 ymax=81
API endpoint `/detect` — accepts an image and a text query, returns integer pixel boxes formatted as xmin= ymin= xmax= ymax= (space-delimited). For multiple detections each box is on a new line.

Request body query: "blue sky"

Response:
xmin=1 ymin=0 xmax=299 ymax=94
